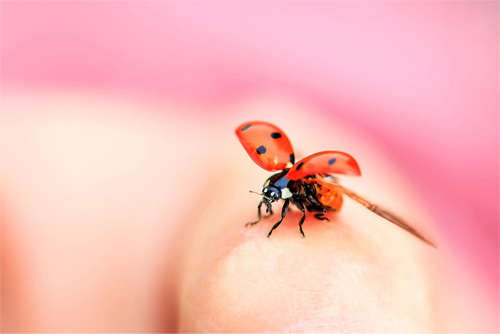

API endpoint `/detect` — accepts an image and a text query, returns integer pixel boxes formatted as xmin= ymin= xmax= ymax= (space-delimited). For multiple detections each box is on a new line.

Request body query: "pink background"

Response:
xmin=2 ymin=0 xmax=498 ymax=310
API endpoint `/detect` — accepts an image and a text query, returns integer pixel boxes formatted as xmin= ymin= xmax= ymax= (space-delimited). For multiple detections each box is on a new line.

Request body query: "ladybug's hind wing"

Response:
xmin=286 ymin=151 xmax=361 ymax=181
xmin=236 ymin=121 xmax=295 ymax=172
xmin=334 ymin=184 xmax=437 ymax=248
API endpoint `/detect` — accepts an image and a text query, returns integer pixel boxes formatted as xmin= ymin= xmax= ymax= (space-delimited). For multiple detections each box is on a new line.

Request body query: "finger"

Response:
xmin=0 ymin=91 xmax=196 ymax=332
xmin=177 ymin=104 xmax=439 ymax=332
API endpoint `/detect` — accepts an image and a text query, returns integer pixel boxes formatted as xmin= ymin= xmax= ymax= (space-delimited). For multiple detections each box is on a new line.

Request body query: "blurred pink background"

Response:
xmin=2 ymin=0 xmax=498 ymax=320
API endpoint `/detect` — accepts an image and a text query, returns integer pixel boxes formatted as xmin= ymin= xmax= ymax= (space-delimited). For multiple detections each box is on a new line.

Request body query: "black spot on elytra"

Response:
xmin=296 ymin=161 xmax=304 ymax=170
xmin=256 ymin=145 xmax=267 ymax=155
xmin=241 ymin=124 xmax=252 ymax=131
xmin=289 ymin=154 xmax=295 ymax=164
xmin=328 ymin=158 xmax=337 ymax=165
xmin=271 ymin=132 xmax=281 ymax=139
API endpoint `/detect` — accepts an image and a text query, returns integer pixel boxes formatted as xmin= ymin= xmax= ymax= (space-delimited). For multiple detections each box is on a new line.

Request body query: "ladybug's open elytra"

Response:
xmin=236 ymin=121 xmax=436 ymax=248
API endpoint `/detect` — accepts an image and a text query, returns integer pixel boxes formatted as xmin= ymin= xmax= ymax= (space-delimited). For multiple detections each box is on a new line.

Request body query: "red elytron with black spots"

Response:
xmin=236 ymin=121 xmax=436 ymax=247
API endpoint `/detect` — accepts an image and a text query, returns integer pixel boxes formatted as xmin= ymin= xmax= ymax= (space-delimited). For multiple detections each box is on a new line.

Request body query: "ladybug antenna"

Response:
xmin=249 ymin=190 xmax=263 ymax=196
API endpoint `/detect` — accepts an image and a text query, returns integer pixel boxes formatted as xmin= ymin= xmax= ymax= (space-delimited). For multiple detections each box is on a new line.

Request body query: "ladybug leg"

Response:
xmin=295 ymin=201 xmax=307 ymax=238
xmin=246 ymin=201 xmax=264 ymax=227
xmin=311 ymin=207 xmax=329 ymax=221
xmin=303 ymin=205 xmax=330 ymax=222
xmin=266 ymin=199 xmax=290 ymax=238
xmin=263 ymin=205 xmax=274 ymax=218
xmin=314 ymin=213 xmax=330 ymax=221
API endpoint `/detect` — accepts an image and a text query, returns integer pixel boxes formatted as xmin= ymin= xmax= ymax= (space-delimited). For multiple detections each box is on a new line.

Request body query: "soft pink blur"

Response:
xmin=2 ymin=0 xmax=498 ymax=319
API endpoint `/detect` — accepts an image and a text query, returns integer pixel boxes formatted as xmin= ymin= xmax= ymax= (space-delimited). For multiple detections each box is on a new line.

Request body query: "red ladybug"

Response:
xmin=236 ymin=121 xmax=436 ymax=247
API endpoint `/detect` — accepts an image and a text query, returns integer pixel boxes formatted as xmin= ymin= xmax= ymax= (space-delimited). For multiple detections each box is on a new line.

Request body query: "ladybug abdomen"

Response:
xmin=301 ymin=176 xmax=343 ymax=212
xmin=315 ymin=182 xmax=343 ymax=211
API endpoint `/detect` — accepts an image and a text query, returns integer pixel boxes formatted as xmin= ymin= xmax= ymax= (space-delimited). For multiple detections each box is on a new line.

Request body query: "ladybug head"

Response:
xmin=262 ymin=186 xmax=281 ymax=203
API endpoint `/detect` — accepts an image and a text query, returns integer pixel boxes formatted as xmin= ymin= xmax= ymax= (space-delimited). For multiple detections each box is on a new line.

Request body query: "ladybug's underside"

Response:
xmin=247 ymin=170 xmax=343 ymax=238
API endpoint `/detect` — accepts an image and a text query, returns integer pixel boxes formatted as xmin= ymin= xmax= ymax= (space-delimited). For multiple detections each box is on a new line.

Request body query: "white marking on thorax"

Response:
xmin=281 ymin=188 xmax=293 ymax=199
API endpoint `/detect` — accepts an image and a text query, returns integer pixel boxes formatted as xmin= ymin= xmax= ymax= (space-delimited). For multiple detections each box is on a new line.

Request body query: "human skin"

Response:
xmin=1 ymin=90 xmax=496 ymax=332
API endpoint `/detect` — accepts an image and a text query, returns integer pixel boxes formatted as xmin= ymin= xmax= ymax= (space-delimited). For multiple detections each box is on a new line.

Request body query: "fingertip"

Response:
xmin=178 ymin=207 xmax=435 ymax=332
xmin=177 ymin=101 xmax=439 ymax=332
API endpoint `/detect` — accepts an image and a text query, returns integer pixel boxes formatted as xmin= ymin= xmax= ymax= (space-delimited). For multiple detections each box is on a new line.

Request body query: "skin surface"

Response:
xmin=1 ymin=90 xmax=497 ymax=332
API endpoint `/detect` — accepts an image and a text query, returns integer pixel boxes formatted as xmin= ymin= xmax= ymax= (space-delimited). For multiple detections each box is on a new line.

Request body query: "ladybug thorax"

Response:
xmin=262 ymin=171 xmax=294 ymax=201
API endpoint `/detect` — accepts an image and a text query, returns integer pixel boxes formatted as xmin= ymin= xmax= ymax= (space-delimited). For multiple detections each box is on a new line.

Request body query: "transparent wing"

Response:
xmin=334 ymin=184 xmax=437 ymax=248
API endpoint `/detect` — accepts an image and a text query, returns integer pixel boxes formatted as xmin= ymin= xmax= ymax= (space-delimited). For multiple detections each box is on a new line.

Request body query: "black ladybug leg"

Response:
xmin=246 ymin=201 xmax=263 ymax=227
xmin=266 ymin=199 xmax=290 ymax=238
xmin=295 ymin=201 xmax=307 ymax=238
xmin=263 ymin=205 xmax=274 ymax=218
xmin=314 ymin=209 xmax=330 ymax=221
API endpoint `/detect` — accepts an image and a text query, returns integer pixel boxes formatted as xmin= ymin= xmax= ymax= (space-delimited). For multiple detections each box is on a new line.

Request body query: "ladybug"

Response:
xmin=236 ymin=121 xmax=436 ymax=247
